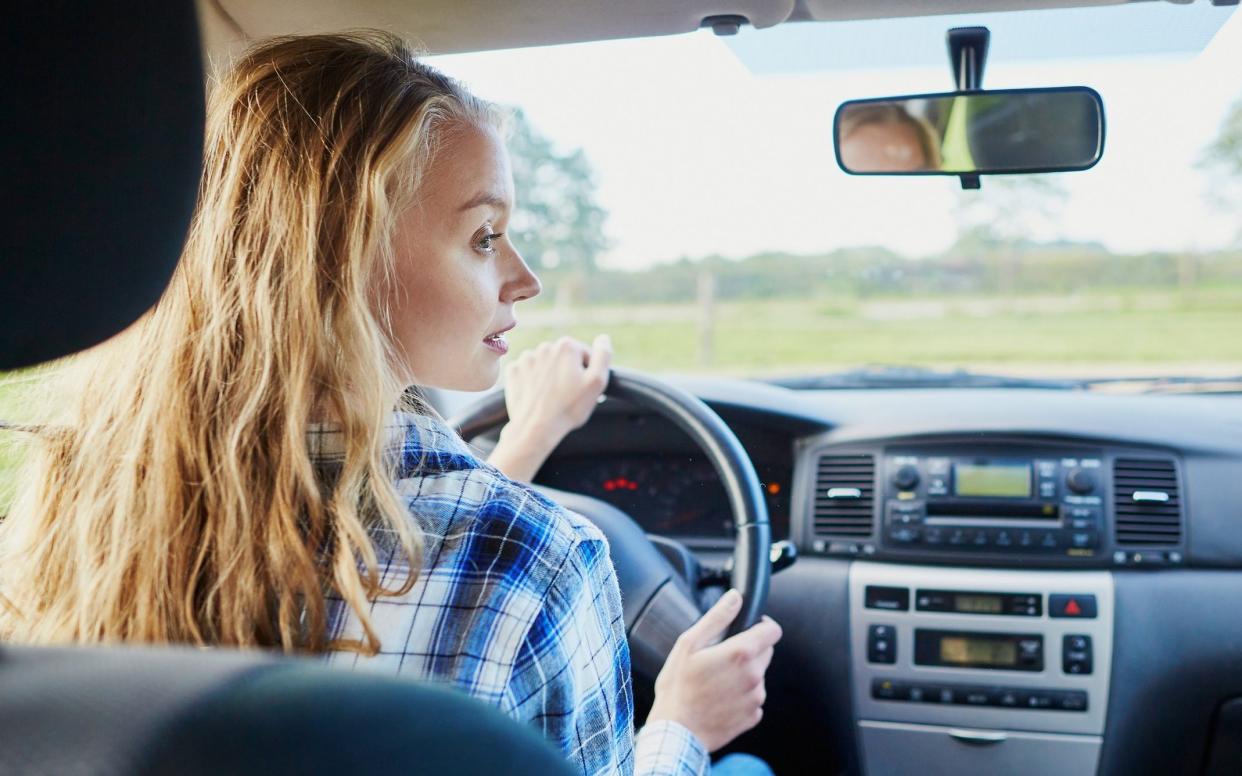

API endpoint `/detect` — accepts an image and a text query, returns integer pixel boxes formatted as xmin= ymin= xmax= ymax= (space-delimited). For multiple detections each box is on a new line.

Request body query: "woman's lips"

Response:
xmin=483 ymin=323 xmax=514 ymax=355
xmin=483 ymin=331 xmax=509 ymax=355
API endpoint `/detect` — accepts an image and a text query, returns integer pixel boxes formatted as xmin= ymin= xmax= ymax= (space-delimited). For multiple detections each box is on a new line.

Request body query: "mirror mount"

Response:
xmin=947 ymin=27 xmax=990 ymax=190
xmin=947 ymin=26 xmax=990 ymax=92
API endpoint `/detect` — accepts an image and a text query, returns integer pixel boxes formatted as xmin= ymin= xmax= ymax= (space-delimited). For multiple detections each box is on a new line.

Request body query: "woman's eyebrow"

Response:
xmin=457 ymin=191 xmax=509 ymax=212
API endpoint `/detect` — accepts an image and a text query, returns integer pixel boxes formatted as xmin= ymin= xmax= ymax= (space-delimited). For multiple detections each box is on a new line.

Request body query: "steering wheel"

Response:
xmin=449 ymin=367 xmax=771 ymax=679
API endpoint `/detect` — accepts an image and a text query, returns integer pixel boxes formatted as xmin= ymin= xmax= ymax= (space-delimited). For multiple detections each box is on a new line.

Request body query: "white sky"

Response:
xmin=428 ymin=6 xmax=1242 ymax=270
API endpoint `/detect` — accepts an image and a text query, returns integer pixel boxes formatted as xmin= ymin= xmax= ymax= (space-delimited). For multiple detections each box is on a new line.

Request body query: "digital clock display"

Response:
xmin=939 ymin=636 xmax=1018 ymax=667
xmin=954 ymin=463 xmax=1031 ymax=498
xmin=953 ymin=594 xmax=1004 ymax=614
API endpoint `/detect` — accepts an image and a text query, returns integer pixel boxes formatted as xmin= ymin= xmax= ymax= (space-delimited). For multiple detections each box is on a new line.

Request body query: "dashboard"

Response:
xmin=514 ymin=379 xmax=1242 ymax=776
xmin=533 ymin=400 xmax=810 ymax=542
xmin=535 ymin=454 xmax=793 ymax=539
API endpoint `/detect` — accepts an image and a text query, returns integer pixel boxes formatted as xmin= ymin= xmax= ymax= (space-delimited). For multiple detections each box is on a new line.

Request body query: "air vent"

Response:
xmin=1113 ymin=458 xmax=1182 ymax=546
xmin=813 ymin=454 xmax=875 ymax=536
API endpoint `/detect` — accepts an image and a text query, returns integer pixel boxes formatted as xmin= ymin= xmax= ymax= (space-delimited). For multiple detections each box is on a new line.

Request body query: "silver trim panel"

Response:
xmin=849 ymin=562 xmax=1114 ymax=737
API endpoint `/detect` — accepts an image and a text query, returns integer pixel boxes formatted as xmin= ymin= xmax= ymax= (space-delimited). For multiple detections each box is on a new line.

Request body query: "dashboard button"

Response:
xmin=971 ymin=529 xmax=990 ymax=548
xmin=962 ymin=689 xmax=991 ymax=706
xmin=888 ymin=527 xmax=922 ymax=544
xmin=1021 ymin=691 xmax=1054 ymax=710
xmin=1063 ymin=634 xmax=1094 ymax=675
xmin=1057 ymin=691 xmax=1089 ymax=712
xmin=924 ymin=527 xmax=945 ymax=545
xmin=872 ymin=678 xmax=903 ymax=700
xmin=1065 ymin=530 xmax=1098 ymax=549
xmin=1050 ymin=594 xmax=1098 ymax=619
xmin=996 ymin=689 xmax=1020 ymax=707
xmin=868 ymin=624 xmax=897 ymax=664
xmin=994 ymin=530 xmax=1014 ymax=548
xmin=865 ymin=586 xmax=909 ymax=611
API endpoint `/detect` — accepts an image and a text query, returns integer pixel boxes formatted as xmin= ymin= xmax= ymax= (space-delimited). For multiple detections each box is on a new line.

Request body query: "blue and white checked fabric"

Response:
xmin=310 ymin=412 xmax=709 ymax=776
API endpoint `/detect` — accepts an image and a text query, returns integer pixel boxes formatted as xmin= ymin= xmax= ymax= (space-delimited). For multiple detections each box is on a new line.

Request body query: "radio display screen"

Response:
xmin=953 ymin=463 xmax=1031 ymax=498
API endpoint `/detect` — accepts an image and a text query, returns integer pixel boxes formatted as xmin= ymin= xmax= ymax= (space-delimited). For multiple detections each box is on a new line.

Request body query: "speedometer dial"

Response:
xmin=536 ymin=455 xmax=790 ymax=540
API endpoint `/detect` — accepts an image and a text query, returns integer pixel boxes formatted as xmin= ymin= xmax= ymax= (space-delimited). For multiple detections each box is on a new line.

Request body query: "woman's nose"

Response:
xmin=504 ymin=247 xmax=542 ymax=303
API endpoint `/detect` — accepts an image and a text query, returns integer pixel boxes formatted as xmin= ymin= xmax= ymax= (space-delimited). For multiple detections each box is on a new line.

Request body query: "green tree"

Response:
xmin=506 ymin=109 xmax=609 ymax=272
xmin=1204 ymin=95 xmax=1242 ymax=178
xmin=953 ymin=176 xmax=1068 ymax=294
xmin=1201 ymin=93 xmax=1242 ymax=243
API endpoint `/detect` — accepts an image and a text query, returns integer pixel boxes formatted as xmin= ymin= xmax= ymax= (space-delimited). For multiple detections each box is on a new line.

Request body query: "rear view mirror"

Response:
xmin=834 ymin=87 xmax=1105 ymax=176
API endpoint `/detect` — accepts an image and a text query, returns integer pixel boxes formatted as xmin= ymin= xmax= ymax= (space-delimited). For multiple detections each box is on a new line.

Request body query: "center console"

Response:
xmin=849 ymin=562 xmax=1113 ymax=776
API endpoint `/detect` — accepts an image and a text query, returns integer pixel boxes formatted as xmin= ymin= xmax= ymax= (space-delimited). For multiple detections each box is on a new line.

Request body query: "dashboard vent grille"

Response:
xmin=1113 ymin=458 xmax=1182 ymax=546
xmin=813 ymin=454 xmax=875 ymax=536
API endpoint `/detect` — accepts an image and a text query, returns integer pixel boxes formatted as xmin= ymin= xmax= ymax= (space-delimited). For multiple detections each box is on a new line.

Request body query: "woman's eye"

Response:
xmin=474 ymin=228 xmax=504 ymax=254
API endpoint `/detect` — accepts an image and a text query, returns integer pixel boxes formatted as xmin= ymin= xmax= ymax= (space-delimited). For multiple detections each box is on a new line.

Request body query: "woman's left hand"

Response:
xmin=486 ymin=334 xmax=612 ymax=481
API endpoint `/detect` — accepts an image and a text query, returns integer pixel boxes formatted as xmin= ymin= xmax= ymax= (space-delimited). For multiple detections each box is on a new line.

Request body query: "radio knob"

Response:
xmin=1066 ymin=468 xmax=1096 ymax=494
xmin=892 ymin=465 xmax=920 ymax=491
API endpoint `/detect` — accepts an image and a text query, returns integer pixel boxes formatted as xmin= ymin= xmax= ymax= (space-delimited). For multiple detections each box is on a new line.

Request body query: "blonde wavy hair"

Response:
xmin=0 ymin=32 xmax=498 ymax=654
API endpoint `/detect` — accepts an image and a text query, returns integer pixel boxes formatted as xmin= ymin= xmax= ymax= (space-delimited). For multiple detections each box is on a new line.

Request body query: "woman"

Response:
xmin=0 ymin=32 xmax=780 ymax=775
xmin=838 ymin=103 xmax=943 ymax=173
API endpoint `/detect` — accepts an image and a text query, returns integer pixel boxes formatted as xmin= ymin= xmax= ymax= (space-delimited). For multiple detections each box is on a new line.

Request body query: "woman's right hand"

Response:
xmin=645 ymin=589 xmax=783 ymax=752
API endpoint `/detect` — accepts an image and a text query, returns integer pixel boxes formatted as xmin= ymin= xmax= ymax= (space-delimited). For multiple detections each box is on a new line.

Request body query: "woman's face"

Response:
xmin=382 ymin=123 xmax=541 ymax=391
xmin=840 ymin=122 xmax=930 ymax=172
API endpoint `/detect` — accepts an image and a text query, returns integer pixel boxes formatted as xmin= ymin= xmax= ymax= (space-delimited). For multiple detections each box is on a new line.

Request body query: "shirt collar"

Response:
xmin=308 ymin=411 xmax=482 ymax=476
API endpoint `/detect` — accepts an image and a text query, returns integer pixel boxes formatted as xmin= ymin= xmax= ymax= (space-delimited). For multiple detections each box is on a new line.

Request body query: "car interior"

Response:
xmin=5 ymin=0 xmax=1242 ymax=774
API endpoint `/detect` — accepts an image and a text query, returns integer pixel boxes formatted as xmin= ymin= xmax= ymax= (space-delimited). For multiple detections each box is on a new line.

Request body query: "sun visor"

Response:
xmin=727 ymin=2 xmax=1235 ymax=74
xmin=213 ymin=0 xmax=797 ymax=55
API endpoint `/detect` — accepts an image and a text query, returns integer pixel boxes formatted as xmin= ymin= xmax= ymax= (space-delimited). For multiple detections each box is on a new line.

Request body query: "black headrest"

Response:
xmin=1 ymin=3 xmax=205 ymax=369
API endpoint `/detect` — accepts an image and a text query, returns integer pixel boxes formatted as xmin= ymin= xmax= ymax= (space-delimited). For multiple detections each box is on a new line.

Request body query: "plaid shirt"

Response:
xmin=311 ymin=413 xmax=709 ymax=776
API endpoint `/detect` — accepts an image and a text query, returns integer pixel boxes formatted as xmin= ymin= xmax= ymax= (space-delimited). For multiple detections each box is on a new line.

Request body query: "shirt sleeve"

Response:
xmin=504 ymin=529 xmax=710 ymax=776
xmin=634 ymin=720 xmax=710 ymax=776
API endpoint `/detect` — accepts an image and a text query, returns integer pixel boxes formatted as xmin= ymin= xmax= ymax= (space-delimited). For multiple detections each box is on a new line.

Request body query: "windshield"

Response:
xmin=427 ymin=3 xmax=1242 ymax=386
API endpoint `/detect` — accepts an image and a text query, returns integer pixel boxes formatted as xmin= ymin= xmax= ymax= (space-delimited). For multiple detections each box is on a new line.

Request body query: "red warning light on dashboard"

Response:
xmin=766 ymin=483 xmax=781 ymax=495
xmin=603 ymin=478 xmax=639 ymax=492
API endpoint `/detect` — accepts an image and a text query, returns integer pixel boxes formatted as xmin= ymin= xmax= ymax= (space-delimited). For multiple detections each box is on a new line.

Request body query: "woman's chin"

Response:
xmin=458 ymin=360 xmax=501 ymax=393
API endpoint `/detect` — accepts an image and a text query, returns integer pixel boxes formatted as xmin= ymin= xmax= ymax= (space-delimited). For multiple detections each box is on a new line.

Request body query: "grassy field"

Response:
xmin=1 ymin=285 xmax=1239 ymax=512
xmin=508 ymin=286 xmax=1242 ymax=375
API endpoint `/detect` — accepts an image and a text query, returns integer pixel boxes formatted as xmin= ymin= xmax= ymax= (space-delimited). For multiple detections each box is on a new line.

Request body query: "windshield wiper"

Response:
xmin=770 ymin=366 xmax=1085 ymax=391
xmin=770 ymin=367 xmax=1242 ymax=394
xmin=1075 ymin=375 xmax=1242 ymax=395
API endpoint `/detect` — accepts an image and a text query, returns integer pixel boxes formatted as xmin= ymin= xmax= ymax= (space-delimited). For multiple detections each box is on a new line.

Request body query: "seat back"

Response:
xmin=0 ymin=645 xmax=573 ymax=776
xmin=0 ymin=5 xmax=573 ymax=774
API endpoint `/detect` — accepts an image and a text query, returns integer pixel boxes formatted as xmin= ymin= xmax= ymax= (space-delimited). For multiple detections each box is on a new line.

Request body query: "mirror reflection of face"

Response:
xmin=840 ymin=121 xmax=933 ymax=173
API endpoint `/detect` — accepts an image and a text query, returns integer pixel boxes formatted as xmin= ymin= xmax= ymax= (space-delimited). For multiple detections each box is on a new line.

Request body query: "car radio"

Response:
xmin=881 ymin=450 xmax=1104 ymax=560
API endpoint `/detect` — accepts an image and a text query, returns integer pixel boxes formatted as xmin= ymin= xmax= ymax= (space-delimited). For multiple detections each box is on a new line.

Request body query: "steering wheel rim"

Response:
xmin=449 ymin=367 xmax=771 ymax=640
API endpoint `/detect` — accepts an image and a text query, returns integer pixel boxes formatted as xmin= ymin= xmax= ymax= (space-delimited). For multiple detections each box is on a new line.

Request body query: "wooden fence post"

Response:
xmin=697 ymin=268 xmax=715 ymax=368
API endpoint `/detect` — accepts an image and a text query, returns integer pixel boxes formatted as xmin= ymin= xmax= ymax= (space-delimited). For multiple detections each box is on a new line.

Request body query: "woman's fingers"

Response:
xmin=586 ymin=333 xmax=613 ymax=388
xmin=676 ymin=588 xmax=743 ymax=653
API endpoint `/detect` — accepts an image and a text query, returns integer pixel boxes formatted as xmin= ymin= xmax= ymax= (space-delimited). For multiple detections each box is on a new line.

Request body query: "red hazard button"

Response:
xmin=1050 ymin=594 xmax=1097 ymax=618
